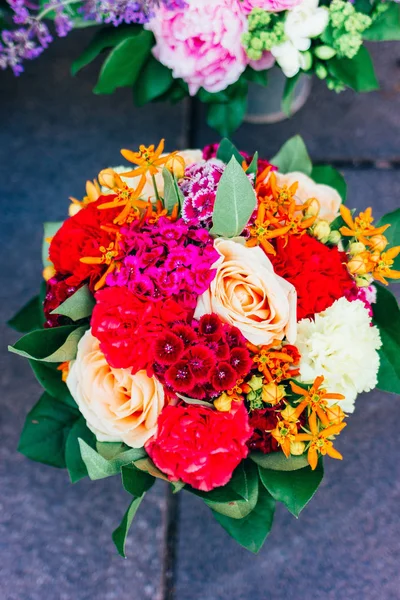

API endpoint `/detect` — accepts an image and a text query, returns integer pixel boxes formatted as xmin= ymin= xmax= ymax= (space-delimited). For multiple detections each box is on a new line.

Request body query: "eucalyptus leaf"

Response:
xmin=270 ymin=135 xmax=312 ymax=175
xmin=175 ymin=393 xmax=213 ymax=408
xmin=134 ymin=457 xmax=184 ymax=492
xmin=112 ymin=495 xmax=145 ymax=558
xmin=210 ymin=156 xmax=256 ymax=238
xmin=250 ymin=451 xmax=309 ymax=471
xmin=258 ymin=461 xmax=323 ymax=517
xmin=18 ymin=393 xmax=78 ymax=468
xmin=78 ymin=438 xmax=146 ymax=480
xmin=162 ymin=167 xmax=184 ymax=214
xmin=212 ymin=483 xmax=275 ymax=553
xmin=51 ymin=285 xmax=95 ymax=321
xmin=65 ymin=417 xmax=96 ymax=483
xmin=9 ymin=325 xmax=87 ymax=363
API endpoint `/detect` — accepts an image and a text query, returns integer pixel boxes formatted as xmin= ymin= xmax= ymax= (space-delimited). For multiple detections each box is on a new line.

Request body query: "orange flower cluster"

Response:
xmin=340 ymin=205 xmax=400 ymax=285
xmin=246 ymin=170 xmax=319 ymax=255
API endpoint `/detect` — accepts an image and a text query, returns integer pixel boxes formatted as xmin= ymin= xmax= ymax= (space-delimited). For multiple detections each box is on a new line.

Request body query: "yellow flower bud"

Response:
xmin=165 ymin=155 xmax=185 ymax=179
xmin=355 ymin=273 xmax=373 ymax=287
xmin=328 ymin=230 xmax=341 ymax=245
xmin=247 ymin=374 xmax=264 ymax=392
xmin=313 ymin=220 xmax=331 ymax=243
xmin=98 ymin=168 xmax=123 ymax=190
xmin=261 ymin=382 xmax=286 ymax=406
xmin=347 ymin=254 xmax=369 ymax=275
xmin=368 ymin=234 xmax=388 ymax=253
xmin=290 ymin=441 xmax=305 ymax=456
xmin=214 ymin=393 xmax=232 ymax=412
xmin=325 ymin=404 xmax=346 ymax=425
xmin=305 ymin=198 xmax=320 ymax=217
xmin=280 ymin=404 xmax=298 ymax=422
xmin=349 ymin=242 xmax=366 ymax=256
xmin=43 ymin=265 xmax=55 ymax=281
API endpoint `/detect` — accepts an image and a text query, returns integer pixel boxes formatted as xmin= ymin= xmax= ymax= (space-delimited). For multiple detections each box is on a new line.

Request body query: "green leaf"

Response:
xmin=202 ymin=462 xmax=259 ymax=519
xmin=65 ymin=417 xmax=96 ymax=483
xmin=112 ymin=495 xmax=145 ymax=558
xmin=29 ymin=360 xmax=77 ymax=409
xmin=79 ymin=439 xmax=146 ymax=480
xmin=258 ymin=461 xmax=323 ymax=517
xmin=9 ymin=324 xmax=87 ymax=363
xmin=246 ymin=151 xmax=258 ymax=178
xmin=133 ymin=457 xmax=184 ymax=492
xmin=96 ymin=441 xmax=131 ymax=460
xmin=270 ymin=135 xmax=312 ymax=175
xmin=281 ymin=72 xmax=301 ymax=117
xmin=210 ymin=156 xmax=256 ymax=238
xmin=207 ymin=93 xmax=247 ymax=136
xmin=42 ymin=222 xmax=62 ymax=267
xmin=329 ymin=46 xmax=379 ymax=92
xmin=363 ymin=4 xmax=400 ymax=41
xmin=8 ymin=294 xmax=43 ymax=333
xmin=373 ymin=284 xmax=400 ymax=394
xmin=71 ymin=26 xmax=141 ymax=75
xmin=18 ymin=393 xmax=78 ymax=468
xmin=51 ymin=285 xmax=95 ymax=321
xmin=212 ymin=483 xmax=275 ymax=553
xmin=94 ymin=31 xmax=153 ymax=95
xmin=121 ymin=464 xmax=155 ymax=497
xmin=216 ymin=138 xmax=243 ymax=165
xmin=162 ymin=167 xmax=184 ymax=214
xmin=244 ymin=67 xmax=268 ymax=86
xmin=311 ymin=165 xmax=347 ymax=202
xmin=250 ymin=451 xmax=309 ymax=471
xmin=377 ymin=208 xmax=400 ymax=270
xmin=134 ymin=56 xmax=174 ymax=106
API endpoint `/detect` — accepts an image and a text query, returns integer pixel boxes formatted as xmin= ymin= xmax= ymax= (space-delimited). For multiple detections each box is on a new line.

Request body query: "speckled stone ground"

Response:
xmin=0 ymin=27 xmax=399 ymax=600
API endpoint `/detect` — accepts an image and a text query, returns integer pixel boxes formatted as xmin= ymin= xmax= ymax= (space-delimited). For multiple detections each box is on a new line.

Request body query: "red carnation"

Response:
xmin=91 ymin=286 xmax=188 ymax=372
xmin=146 ymin=402 xmax=253 ymax=491
xmin=49 ymin=198 xmax=120 ymax=291
xmin=153 ymin=332 xmax=184 ymax=365
xmin=210 ymin=362 xmax=237 ymax=391
xmin=183 ymin=345 xmax=216 ymax=383
xmin=271 ymin=234 xmax=354 ymax=321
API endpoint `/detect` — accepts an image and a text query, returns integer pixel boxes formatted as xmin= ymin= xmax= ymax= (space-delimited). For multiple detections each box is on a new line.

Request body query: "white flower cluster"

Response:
xmin=296 ymin=297 xmax=382 ymax=413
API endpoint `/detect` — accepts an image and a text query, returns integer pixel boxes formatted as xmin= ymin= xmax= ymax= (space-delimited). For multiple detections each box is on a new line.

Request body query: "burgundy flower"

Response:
xmin=153 ymin=332 xmax=184 ymax=365
xmin=211 ymin=362 xmax=237 ymax=391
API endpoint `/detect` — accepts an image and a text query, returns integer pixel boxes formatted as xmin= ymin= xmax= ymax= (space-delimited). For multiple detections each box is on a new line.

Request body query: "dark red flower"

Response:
xmin=146 ymin=402 xmax=253 ymax=491
xmin=153 ymin=332 xmax=184 ymax=365
xmin=210 ymin=362 xmax=237 ymax=391
xmin=43 ymin=274 xmax=79 ymax=328
xmin=230 ymin=347 xmax=253 ymax=377
xmin=183 ymin=345 xmax=216 ymax=383
xmin=49 ymin=198 xmax=121 ymax=291
xmin=271 ymin=234 xmax=354 ymax=321
xmin=247 ymin=407 xmax=281 ymax=454
xmin=198 ymin=313 xmax=223 ymax=340
xmin=165 ymin=361 xmax=195 ymax=393
xmin=171 ymin=323 xmax=197 ymax=347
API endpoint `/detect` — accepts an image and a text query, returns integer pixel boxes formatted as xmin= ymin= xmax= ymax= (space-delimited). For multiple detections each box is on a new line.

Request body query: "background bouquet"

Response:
xmin=1 ymin=0 xmax=400 ymax=134
xmin=9 ymin=135 xmax=400 ymax=554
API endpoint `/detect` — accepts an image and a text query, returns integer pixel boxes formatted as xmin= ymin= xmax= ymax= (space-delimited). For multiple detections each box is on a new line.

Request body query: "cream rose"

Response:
xmin=194 ymin=239 xmax=297 ymax=346
xmin=274 ymin=171 xmax=341 ymax=223
xmin=67 ymin=330 xmax=165 ymax=448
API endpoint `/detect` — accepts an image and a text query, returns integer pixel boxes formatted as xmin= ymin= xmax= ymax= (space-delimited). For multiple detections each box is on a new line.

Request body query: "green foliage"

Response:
xmin=311 ymin=165 xmax=347 ymax=201
xmin=133 ymin=457 xmax=184 ymax=492
xmin=51 ymin=285 xmax=94 ymax=321
xmin=9 ymin=324 xmax=87 ymax=362
xmin=377 ymin=208 xmax=400 ymax=270
xmin=212 ymin=483 xmax=275 ymax=553
xmin=112 ymin=495 xmax=145 ymax=558
xmin=373 ymin=284 xmax=400 ymax=394
xmin=162 ymin=167 xmax=184 ymax=214
xmin=121 ymin=464 xmax=155 ymax=497
xmin=71 ymin=26 xmax=142 ymax=75
xmin=363 ymin=3 xmax=400 ymax=41
xmin=270 ymin=135 xmax=312 ymax=175
xmin=8 ymin=294 xmax=44 ymax=333
xmin=329 ymin=46 xmax=378 ymax=92
xmin=216 ymin=138 xmax=243 ymax=165
xmin=281 ymin=73 xmax=301 ymax=117
xmin=250 ymin=451 xmax=309 ymax=471
xmin=94 ymin=31 xmax=153 ymax=95
xmin=243 ymin=67 xmax=268 ymax=87
xmin=29 ymin=360 xmax=77 ymax=409
xmin=78 ymin=439 xmax=146 ymax=480
xmin=210 ymin=156 xmax=256 ymax=238
xmin=246 ymin=152 xmax=258 ymax=178
xmin=65 ymin=417 xmax=96 ymax=483
xmin=18 ymin=393 xmax=79 ymax=468
xmin=258 ymin=461 xmax=323 ymax=517
xmin=207 ymin=92 xmax=248 ymax=137
xmin=134 ymin=56 xmax=174 ymax=106
xmin=202 ymin=461 xmax=259 ymax=519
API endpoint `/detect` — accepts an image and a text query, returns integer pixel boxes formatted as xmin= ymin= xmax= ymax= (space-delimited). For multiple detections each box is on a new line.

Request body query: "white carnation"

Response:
xmin=296 ymin=297 xmax=382 ymax=413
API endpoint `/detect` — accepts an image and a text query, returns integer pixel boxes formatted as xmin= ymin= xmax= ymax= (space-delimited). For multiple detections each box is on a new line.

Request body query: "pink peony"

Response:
xmin=240 ymin=0 xmax=303 ymax=13
xmin=146 ymin=0 xmax=249 ymax=95
xmin=146 ymin=402 xmax=253 ymax=491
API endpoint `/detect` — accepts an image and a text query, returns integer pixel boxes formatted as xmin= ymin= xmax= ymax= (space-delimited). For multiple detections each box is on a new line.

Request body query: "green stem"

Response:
xmin=37 ymin=0 xmax=82 ymax=21
xmin=151 ymin=174 xmax=163 ymax=206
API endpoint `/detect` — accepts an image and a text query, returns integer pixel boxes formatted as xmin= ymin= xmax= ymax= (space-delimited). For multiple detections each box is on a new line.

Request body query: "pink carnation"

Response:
xmin=146 ymin=0 xmax=248 ymax=95
xmin=146 ymin=402 xmax=253 ymax=491
xmin=241 ymin=0 xmax=302 ymax=13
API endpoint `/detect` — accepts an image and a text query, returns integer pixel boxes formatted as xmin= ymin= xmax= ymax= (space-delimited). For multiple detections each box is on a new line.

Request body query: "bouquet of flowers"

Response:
xmin=9 ymin=136 xmax=400 ymax=554
xmin=2 ymin=0 xmax=400 ymax=133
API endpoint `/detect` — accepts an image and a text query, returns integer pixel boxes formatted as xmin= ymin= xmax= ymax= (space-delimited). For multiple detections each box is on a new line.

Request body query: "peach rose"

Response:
xmin=194 ymin=239 xmax=297 ymax=346
xmin=275 ymin=171 xmax=342 ymax=223
xmin=67 ymin=330 xmax=165 ymax=448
